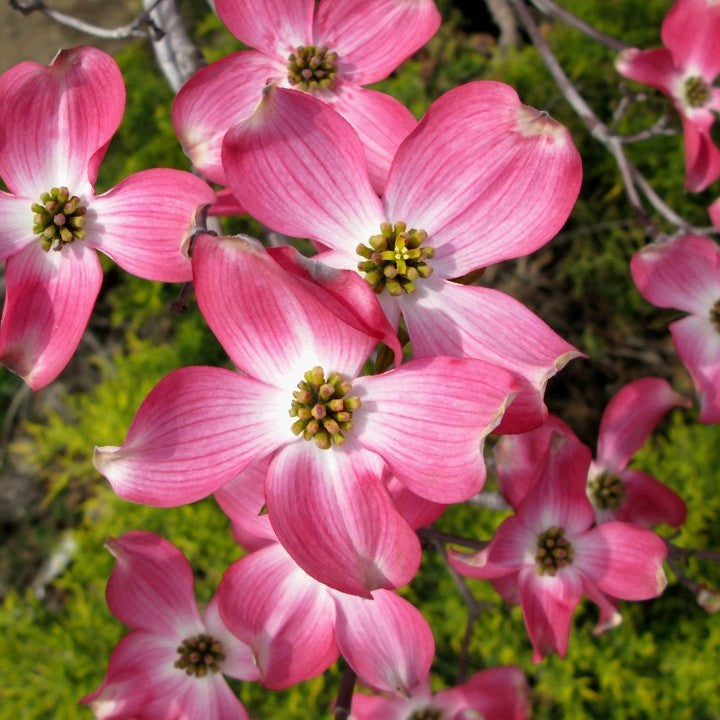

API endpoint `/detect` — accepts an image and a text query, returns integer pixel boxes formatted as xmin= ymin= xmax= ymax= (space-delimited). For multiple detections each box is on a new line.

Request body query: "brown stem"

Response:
xmin=332 ymin=665 xmax=357 ymax=720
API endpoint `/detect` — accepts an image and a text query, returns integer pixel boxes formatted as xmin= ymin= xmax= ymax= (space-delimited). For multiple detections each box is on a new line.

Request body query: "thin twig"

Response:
xmin=667 ymin=542 xmax=720 ymax=563
xmin=418 ymin=527 xmax=490 ymax=552
xmin=332 ymin=665 xmax=357 ymax=720
xmin=619 ymin=116 xmax=679 ymax=144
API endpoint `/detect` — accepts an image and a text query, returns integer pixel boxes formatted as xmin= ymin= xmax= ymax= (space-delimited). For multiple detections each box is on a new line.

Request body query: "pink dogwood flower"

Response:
xmin=94 ymin=235 xmax=518 ymax=597
xmin=615 ymin=0 xmax=720 ymax=191
xmin=0 ymin=46 xmax=215 ymax=389
xmin=632 ymin=235 xmax=720 ymax=423
xmin=80 ymin=531 xmax=259 ymax=720
xmin=220 ymin=82 xmax=583 ymax=433
xmin=450 ymin=432 xmax=668 ymax=661
xmin=172 ymin=0 xmax=441 ymax=193
xmin=350 ymin=665 xmax=530 ymax=720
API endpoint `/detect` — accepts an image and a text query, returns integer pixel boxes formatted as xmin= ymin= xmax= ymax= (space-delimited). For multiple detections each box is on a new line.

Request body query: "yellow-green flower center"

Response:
xmin=536 ymin=526 xmax=574 ymax=576
xmin=356 ymin=221 xmax=435 ymax=296
xmin=287 ymin=45 xmax=338 ymax=91
xmin=588 ymin=471 xmax=625 ymax=510
xmin=683 ymin=76 xmax=711 ymax=108
xmin=289 ymin=366 xmax=361 ymax=450
xmin=32 ymin=186 xmax=87 ymax=252
xmin=409 ymin=708 xmax=445 ymax=720
xmin=174 ymin=633 xmax=224 ymax=677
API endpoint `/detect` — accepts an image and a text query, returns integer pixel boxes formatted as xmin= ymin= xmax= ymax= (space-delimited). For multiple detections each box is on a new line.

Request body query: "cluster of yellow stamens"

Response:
xmin=683 ymin=76 xmax=711 ymax=108
xmin=711 ymin=299 xmax=720 ymax=331
xmin=32 ymin=186 xmax=87 ymax=252
xmin=588 ymin=472 xmax=625 ymax=510
xmin=287 ymin=45 xmax=338 ymax=91
xmin=535 ymin=526 xmax=574 ymax=576
xmin=174 ymin=633 xmax=225 ymax=678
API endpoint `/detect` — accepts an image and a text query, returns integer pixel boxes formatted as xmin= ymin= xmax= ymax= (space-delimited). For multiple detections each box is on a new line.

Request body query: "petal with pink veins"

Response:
xmin=208 ymin=188 xmax=245 ymax=217
xmin=0 ymin=242 xmax=102 ymax=390
xmin=222 ymin=86 xmax=385 ymax=251
xmin=385 ymin=473 xmax=447 ymax=530
xmin=0 ymin=46 xmax=124 ymax=197
xmin=384 ymin=82 xmax=582 ymax=277
xmin=333 ymin=589 xmax=434 ymax=695
xmin=615 ymin=48 xmax=677 ymax=96
xmin=661 ymin=0 xmax=720 ymax=79
xmin=180 ymin=674 xmax=250 ymax=720
xmin=350 ymin=694 xmax=410 ymax=720
xmin=354 ymin=356 xmax=518 ymax=503
xmin=93 ymin=366 xmax=293 ymax=506
xmin=680 ymin=114 xmax=720 ymax=192
xmin=266 ymin=439 xmax=420 ymax=596
xmin=88 ymin=169 xmax=215 ymax=282
xmin=0 ymin=191 xmax=34 ymax=262
xmin=581 ymin=577 xmax=622 ymax=637
xmin=615 ymin=469 xmax=687 ymax=528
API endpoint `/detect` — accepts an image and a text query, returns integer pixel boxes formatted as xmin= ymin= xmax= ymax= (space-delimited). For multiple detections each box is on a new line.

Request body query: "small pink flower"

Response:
xmin=80 ymin=531 xmax=259 ymax=720
xmin=615 ymin=0 xmax=720 ymax=191
xmin=632 ymin=235 xmax=720 ymax=423
xmin=172 ymin=0 xmax=441 ymax=193
xmin=0 ymin=47 xmax=215 ymax=389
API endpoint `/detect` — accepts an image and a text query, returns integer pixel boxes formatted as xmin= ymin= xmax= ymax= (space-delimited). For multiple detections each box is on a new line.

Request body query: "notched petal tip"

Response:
xmin=515 ymin=104 xmax=567 ymax=141
xmin=656 ymin=565 xmax=668 ymax=595
xmin=92 ymin=444 xmax=122 ymax=474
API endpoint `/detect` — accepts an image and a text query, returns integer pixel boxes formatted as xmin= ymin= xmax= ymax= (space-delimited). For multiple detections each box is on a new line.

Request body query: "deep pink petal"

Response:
xmin=670 ymin=314 xmax=720 ymax=423
xmin=222 ymin=86 xmax=385 ymax=252
xmin=574 ymin=522 xmax=668 ymax=600
xmin=0 ymin=46 xmax=124 ymax=196
xmin=88 ymin=169 xmax=214 ymax=282
xmin=314 ymin=0 xmax=440 ymax=84
xmin=218 ymin=544 xmax=339 ymax=689
xmin=355 ymin=356 xmax=518 ymax=503
xmin=192 ymin=234 xmax=377 ymax=388
xmin=93 ymin=366 xmax=292 ymax=506
xmin=350 ymin=694 xmax=410 ymax=720
xmin=216 ymin=0 xmax=313 ymax=54
xmin=581 ymin=578 xmax=622 ymax=636
xmin=385 ymin=474 xmax=447 ymax=530
xmin=519 ymin=566 xmax=583 ymax=661
xmin=208 ymin=188 xmax=245 ymax=217
xmin=0 ymin=191 xmax=34 ymax=262
xmin=680 ymin=114 xmax=720 ymax=192
xmin=614 ymin=469 xmax=688 ymax=528
xmin=631 ymin=234 xmax=720 ymax=314
xmin=443 ymin=666 xmax=530 ymax=720
xmin=596 ymin=377 xmax=689 ymax=472
xmin=328 ymin=82 xmax=417 ymax=194
xmin=384 ymin=82 xmax=582 ymax=276
xmin=180 ymin=674 xmax=250 ymax=720
xmin=662 ymin=0 xmax=720 ymax=79
xmin=266 ymin=440 xmax=420 ymax=596
xmin=615 ymin=47 xmax=677 ymax=96
xmin=171 ymin=50 xmax=285 ymax=185
xmin=333 ymin=589 xmax=434 ymax=694
xmin=0 ymin=242 xmax=102 ymax=390
xmin=105 ymin=531 xmax=202 ymax=636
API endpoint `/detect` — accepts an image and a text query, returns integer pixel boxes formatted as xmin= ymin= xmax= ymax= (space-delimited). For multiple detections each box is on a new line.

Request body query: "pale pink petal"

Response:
xmin=350 ymin=694 xmax=410 ymax=720
xmin=0 ymin=46 xmax=124 ymax=196
xmin=670 ymin=314 xmax=720 ymax=422
xmin=631 ymin=235 xmax=720 ymax=314
xmin=222 ymin=86 xmax=385 ymax=252
xmin=88 ymin=169 xmax=215 ymax=282
xmin=384 ymin=82 xmax=582 ymax=276
xmin=104 ymin=531 xmax=202 ymax=637
xmin=314 ymin=0 xmax=440 ymax=84
xmin=0 ymin=191 xmax=34 ymax=262
xmin=385 ymin=474 xmax=447 ymax=529
xmin=218 ymin=544 xmax=339 ymax=689
xmin=93 ymin=366 xmax=292 ymax=506
xmin=192 ymin=234 xmax=377 ymax=389
xmin=329 ymin=83 xmax=417 ymax=194
xmin=596 ymin=377 xmax=689 ymax=472
xmin=0 ymin=242 xmax=102 ymax=390
xmin=662 ymin=0 xmax=720 ymax=79
xmin=354 ymin=356 xmax=517 ymax=503
xmin=181 ymin=674 xmax=249 ymax=720
xmin=216 ymin=0 xmax=313 ymax=54
xmin=518 ymin=566 xmax=583 ymax=661
xmin=582 ymin=578 xmax=622 ymax=637
xmin=171 ymin=51 xmax=285 ymax=186
xmin=574 ymin=522 xmax=668 ymax=600
xmin=266 ymin=439 xmax=420 ymax=596
xmin=680 ymin=114 xmax=720 ymax=192
xmin=334 ymin=589 xmax=434 ymax=694
xmin=490 ymin=572 xmax=522 ymax=606
xmin=400 ymin=279 xmax=580 ymax=432
xmin=615 ymin=48 xmax=677 ymax=96
xmin=443 ymin=666 xmax=530 ymax=720
xmin=615 ymin=469 xmax=687 ymax=528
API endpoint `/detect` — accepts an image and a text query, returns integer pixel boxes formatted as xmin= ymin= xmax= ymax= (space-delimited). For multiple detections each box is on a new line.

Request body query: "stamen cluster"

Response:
xmin=290 ymin=366 xmax=361 ymax=449
xmin=32 ymin=186 xmax=87 ymax=252
xmin=683 ymin=76 xmax=711 ymax=108
xmin=711 ymin=299 xmax=720 ymax=331
xmin=357 ymin=221 xmax=435 ymax=296
xmin=287 ymin=45 xmax=338 ymax=91
xmin=589 ymin=472 xmax=625 ymax=510
xmin=535 ymin=526 xmax=574 ymax=576
xmin=174 ymin=633 xmax=225 ymax=677
xmin=409 ymin=708 xmax=445 ymax=720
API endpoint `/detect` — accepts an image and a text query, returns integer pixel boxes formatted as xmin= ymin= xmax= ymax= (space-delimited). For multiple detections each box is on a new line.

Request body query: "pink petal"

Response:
xmin=314 ymin=0 xmax=441 ymax=84
xmin=444 ymin=666 xmax=531 ymax=720
xmin=400 ymin=279 xmax=580 ymax=432
xmin=614 ymin=469 xmax=687 ymax=528
xmin=581 ymin=577 xmax=623 ymax=637
xmin=208 ymin=188 xmax=245 ymax=217
xmin=266 ymin=439 xmax=420 ymax=596
xmin=93 ymin=366 xmax=292 ymax=506
xmin=0 ymin=46 xmax=124 ymax=196
xmin=221 ymin=86 xmax=385 ymax=252
xmin=662 ymin=0 xmax=720 ymax=79
xmin=384 ymin=82 xmax=582 ymax=277
xmin=333 ymin=589 xmax=434 ymax=694
xmin=0 ymin=242 xmax=102 ymax=390
xmin=217 ymin=544 xmax=339 ymax=689
xmin=574 ymin=522 xmax=668 ymax=600
xmin=171 ymin=50 xmax=285 ymax=186
xmin=596 ymin=377 xmax=689 ymax=472
xmin=354 ymin=356 xmax=518 ymax=503
xmin=180 ymin=674 xmax=250 ymax=720
xmin=631 ymin=234 xmax=720 ymax=314
xmin=670 ymin=314 xmax=720 ymax=423
xmin=518 ymin=566 xmax=583 ymax=661
xmin=350 ymin=694 xmax=410 ymax=720
xmin=0 ymin=191 xmax=34 ymax=262
xmin=328 ymin=83 xmax=417 ymax=194
xmin=385 ymin=474 xmax=447 ymax=530
xmin=192 ymin=234 xmax=377 ymax=389
xmin=88 ymin=169 xmax=215 ymax=282
xmin=615 ymin=48 xmax=677 ymax=96
xmin=104 ymin=531 xmax=202 ymax=636
xmin=680 ymin=114 xmax=720 ymax=192
xmin=216 ymin=0 xmax=313 ymax=54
